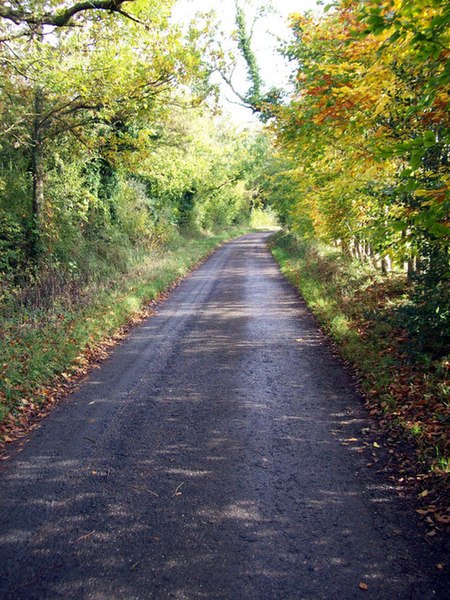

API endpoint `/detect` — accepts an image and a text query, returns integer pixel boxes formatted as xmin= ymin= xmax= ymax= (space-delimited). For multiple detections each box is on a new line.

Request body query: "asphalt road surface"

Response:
xmin=0 ymin=232 xmax=448 ymax=599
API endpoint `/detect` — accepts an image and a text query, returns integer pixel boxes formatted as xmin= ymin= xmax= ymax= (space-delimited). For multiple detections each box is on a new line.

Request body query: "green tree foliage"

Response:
xmin=261 ymin=0 xmax=449 ymax=355
xmin=0 ymin=0 xmax=268 ymax=306
xmin=234 ymin=0 xmax=262 ymax=106
xmin=218 ymin=0 xmax=281 ymax=119
xmin=0 ymin=0 xmax=138 ymax=29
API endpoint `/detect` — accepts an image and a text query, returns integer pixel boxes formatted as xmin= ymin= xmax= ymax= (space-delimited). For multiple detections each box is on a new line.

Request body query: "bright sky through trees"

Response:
xmin=172 ymin=0 xmax=321 ymax=124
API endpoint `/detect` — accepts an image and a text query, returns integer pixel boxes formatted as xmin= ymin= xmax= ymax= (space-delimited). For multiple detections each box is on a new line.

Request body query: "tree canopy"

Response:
xmin=0 ymin=0 xmax=448 ymax=344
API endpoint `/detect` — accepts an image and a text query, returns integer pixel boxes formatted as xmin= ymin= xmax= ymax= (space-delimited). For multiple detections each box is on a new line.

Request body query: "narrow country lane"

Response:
xmin=0 ymin=233 xmax=447 ymax=599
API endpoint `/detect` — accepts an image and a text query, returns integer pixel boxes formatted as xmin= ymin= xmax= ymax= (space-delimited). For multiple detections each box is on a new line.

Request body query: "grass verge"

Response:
xmin=0 ymin=227 xmax=249 ymax=443
xmin=271 ymin=232 xmax=449 ymax=518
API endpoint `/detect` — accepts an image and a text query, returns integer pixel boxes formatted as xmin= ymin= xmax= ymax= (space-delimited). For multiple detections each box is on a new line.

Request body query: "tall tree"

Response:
xmin=0 ymin=0 xmax=211 ymax=254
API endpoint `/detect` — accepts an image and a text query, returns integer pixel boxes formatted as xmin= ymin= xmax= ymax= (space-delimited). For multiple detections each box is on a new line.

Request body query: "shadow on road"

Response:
xmin=0 ymin=234 xmax=446 ymax=599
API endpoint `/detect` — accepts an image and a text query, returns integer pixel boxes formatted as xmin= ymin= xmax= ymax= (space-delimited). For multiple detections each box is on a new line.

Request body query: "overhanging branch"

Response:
xmin=218 ymin=69 xmax=260 ymax=114
xmin=0 ymin=0 xmax=140 ymax=27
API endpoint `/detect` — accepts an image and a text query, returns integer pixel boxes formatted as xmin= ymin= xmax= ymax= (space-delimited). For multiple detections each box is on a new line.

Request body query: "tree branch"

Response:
xmin=0 ymin=0 xmax=139 ymax=27
xmin=218 ymin=69 xmax=260 ymax=113
xmin=202 ymin=173 xmax=243 ymax=195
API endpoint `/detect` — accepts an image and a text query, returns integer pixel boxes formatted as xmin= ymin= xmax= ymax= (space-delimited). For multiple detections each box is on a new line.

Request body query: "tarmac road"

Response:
xmin=0 ymin=232 xmax=448 ymax=599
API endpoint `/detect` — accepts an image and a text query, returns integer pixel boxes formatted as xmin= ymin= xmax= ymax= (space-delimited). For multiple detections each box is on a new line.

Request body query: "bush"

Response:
xmin=115 ymin=178 xmax=153 ymax=246
xmin=398 ymin=245 xmax=450 ymax=357
xmin=0 ymin=213 xmax=27 ymax=278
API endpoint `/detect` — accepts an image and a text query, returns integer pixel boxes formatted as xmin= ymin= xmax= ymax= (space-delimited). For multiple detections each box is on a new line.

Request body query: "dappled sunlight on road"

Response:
xmin=0 ymin=233 xmax=445 ymax=599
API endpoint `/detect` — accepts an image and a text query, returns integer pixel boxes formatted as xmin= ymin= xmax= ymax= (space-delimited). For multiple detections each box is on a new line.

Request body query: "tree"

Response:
xmin=267 ymin=0 xmax=448 ymax=271
xmin=0 ymin=0 xmax=211 ymax=254
xmin=0 ymin=0 xmax=142 ymax=36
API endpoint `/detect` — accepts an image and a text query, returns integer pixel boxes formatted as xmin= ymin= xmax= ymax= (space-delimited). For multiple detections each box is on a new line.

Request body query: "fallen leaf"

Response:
xmin=359 ymin=582 xmax=368 ymax=590
xmin=373 ymin=442 xmax=381 ymax=448
xmin=435 ymin=514 xmax=450 ymax=525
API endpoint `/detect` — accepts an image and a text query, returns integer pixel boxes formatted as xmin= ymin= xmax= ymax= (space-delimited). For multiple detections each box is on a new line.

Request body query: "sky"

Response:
xmin=172 ymin=0 xmax=321 ymax=125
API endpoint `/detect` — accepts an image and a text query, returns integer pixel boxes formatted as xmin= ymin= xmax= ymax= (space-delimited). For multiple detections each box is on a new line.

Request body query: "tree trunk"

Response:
xmin=416 ymin=255 xmax=422 ymax=276
xmin=341 ymin=238 xmax=350 ymax=256
xmin=30 ymin=26 xmax=45 ymax=257
xmin=30 ymin=86 xmax=45 ymax=257
xmin=31 ymin=91 xmax=44 ymax=223
xmin=381 ymin=255 xmax=391 ymax=275
xmin=407 ymin=258 xmax=415 ymax=282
